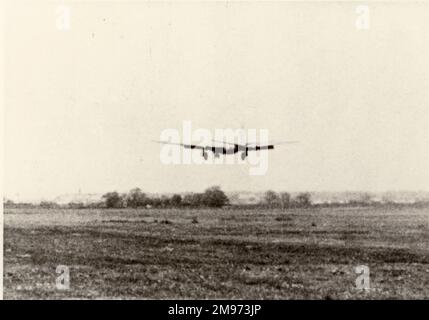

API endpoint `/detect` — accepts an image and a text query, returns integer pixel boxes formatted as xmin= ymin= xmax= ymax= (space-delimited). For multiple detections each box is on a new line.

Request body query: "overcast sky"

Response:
xmin=4 ymin=1 xmax=429 ymax=201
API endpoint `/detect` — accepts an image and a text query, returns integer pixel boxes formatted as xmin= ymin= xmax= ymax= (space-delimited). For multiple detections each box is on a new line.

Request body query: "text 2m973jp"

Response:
xmin=212 ymin=304 xmax=261 ymax=317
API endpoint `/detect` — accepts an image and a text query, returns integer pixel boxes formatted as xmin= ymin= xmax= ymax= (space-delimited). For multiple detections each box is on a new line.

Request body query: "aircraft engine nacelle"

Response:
xmin=202 ymin=150 xmax=208 ymax=160
xmin=241 ymin=151 xmax=247 ymax=160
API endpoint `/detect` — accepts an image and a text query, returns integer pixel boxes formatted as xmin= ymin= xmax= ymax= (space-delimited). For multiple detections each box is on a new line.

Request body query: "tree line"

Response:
xmin=102 ymin=185 xmax=229 ymax=208
xmin=102 ymin=188 xmax=310 ymax=209
xmin=5 ymin=189 xmax=429 ymax=209
xmin=261 ymin=191 xmax=312 ymax=208
xmin=4 ymin=188 xmax=310 ymax=209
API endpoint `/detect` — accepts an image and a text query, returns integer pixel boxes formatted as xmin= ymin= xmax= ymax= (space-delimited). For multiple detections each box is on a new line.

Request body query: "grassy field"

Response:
xmin=4 ymin=206 xmax=429 ymax=299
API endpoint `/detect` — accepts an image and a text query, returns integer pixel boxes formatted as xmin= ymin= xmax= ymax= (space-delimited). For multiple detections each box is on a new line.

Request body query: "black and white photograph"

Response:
xmin=2 ymin=0 xmax=429 ymax=304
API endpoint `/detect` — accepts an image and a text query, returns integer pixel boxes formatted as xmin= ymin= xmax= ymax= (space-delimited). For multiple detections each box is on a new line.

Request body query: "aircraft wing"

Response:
xmin=247 ymin=145 xmax=275 ymax=151
xmin=153 ymin=140 xmax=205 ymax=150
xmin=247 ymin=141 xmax=298 ymax=151
xmin=211 ymin=139 xmax=246 ymax=148
xmin=213 ymin=139 xmax=298 ymax=147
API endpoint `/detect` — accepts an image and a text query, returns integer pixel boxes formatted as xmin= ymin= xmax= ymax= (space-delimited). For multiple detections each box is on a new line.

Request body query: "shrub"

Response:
xmin=39 ymin=201 xmax=59 ymax=209
xmin=102 ymin=192 xmax=125 ymax=208
xmin=280 ymin=192 xmax=291 ymax=209
xmin=294 ymin=192 xmax=312 ymax=207
xmin=264 ymin=190 xmax=281 ymax=208
xmin=126 ymin=188 xmax=148 ymax=208
xmin=170 ymin=194 xmax=182 ymax=207
xmin=202 ymin=186 xmax=229 ymax=207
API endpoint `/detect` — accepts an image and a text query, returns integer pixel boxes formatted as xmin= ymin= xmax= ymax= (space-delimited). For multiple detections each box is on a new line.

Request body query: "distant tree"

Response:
xmin=149 ymin=197 xmax=162 ymax=208
xmin=202 ymin=186 xmax=229 ymax=207
xmin=264 ymin=190 xmax=280 ymax=208
xmin=88 ymin=201 xmax=105 ymax=209
xmin=39 ymin=201 xmax=58 ymax=209
xmin=67 ymin=202 xmax=85 ymax=209
xmin=280 ymin=192 xmax=291 ymax=209
xmin=295 ymin=192 xmax=312 ymax=207
xmin=160 ymin=195 xmax=171 ymax=208
xmin=126 ymin=188 xmax=147 ymax=208
xmin=181 ymin=193 xmax=207 ymax=207
xmin=4 ymin=198 xmax=15 ymax=207
xmin=102 ymin=192 xmax=125 ymax=208
xmin=170 ymin=194 xmax=182 ymax=207
xmin=182 ymin=194 xmax=198 ymax=207
xmin=190 ymin=193 xmax=205 ymax=207
xmin=182 ymin=194 xmax=193 ymax=207
xmin=359 ymin=193 xmax=372 ymax=204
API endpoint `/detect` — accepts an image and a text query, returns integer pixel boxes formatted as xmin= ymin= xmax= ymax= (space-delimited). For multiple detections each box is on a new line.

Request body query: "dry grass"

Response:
xmin=3 ymin=206 xmax=429 ymax=299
